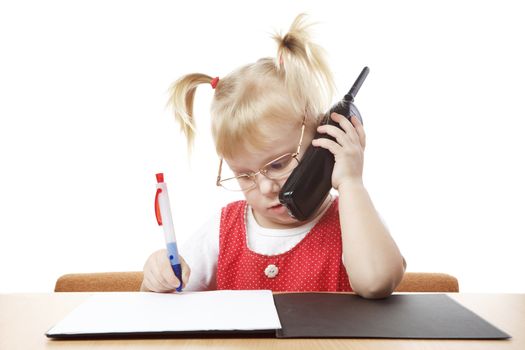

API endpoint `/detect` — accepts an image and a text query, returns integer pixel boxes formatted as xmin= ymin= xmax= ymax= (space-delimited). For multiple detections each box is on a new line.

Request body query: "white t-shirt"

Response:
xmin=180 ymin=199 xmax=333 ymax=291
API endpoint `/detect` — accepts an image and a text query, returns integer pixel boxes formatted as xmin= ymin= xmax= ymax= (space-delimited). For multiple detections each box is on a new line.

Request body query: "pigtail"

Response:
xmin=167 ymin=73 xmax=214 ymax=152
xmin=273 ymin=13 xmax=335 ymax=118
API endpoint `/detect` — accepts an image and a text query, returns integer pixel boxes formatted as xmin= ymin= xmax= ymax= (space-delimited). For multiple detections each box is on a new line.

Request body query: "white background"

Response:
xmin=1 ymin=0 xmax=524 ymax=293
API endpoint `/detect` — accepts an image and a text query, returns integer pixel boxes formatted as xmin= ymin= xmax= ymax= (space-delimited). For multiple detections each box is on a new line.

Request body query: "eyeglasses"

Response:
xmin=216 ymin=116 xmax=306 ymax=192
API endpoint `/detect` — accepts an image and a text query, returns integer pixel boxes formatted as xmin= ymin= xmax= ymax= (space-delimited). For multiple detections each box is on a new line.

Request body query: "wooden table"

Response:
xmin=1 ymin=293 xmax=523 ymax=349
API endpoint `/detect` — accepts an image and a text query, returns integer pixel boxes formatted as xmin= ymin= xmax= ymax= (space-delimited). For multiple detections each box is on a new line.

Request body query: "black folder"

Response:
xmin=273 ymin=293 xmax=510 ymax=339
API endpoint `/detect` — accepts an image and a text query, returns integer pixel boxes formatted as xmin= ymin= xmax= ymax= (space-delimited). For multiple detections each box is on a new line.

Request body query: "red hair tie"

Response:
xmin=210 ymin=77 xmax=219 ymax=89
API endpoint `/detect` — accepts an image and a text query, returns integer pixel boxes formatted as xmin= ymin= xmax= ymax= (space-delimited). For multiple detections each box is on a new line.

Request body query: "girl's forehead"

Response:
xmin=226 ymin=142 xmax=291 ymax=170
xmin=225 ymin=125 xmax=301 ymax=170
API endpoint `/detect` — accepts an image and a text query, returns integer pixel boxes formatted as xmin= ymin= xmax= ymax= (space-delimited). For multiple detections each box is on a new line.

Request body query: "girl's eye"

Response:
xmin=269 ymin=161 xmax=284 ymax=170
xmin=268 ymin=156 xmax=292 ymax=171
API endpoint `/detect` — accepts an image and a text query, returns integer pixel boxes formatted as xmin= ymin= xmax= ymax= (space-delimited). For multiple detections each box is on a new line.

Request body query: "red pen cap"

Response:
xmin=156 ymin=173 xmax=164 ymax=183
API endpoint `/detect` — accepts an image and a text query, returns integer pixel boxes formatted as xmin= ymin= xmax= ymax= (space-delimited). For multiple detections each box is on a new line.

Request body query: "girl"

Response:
xmin=141 ymin=14 xmax=406 ymax=299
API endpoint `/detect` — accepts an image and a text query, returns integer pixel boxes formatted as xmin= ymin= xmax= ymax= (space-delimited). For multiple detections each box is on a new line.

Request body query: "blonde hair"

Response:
xmin=167 ymin=14 xmax=335 ymax=158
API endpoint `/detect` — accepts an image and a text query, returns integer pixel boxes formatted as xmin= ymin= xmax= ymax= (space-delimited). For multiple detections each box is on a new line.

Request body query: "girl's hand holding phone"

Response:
xmin=312 ymin=112 xmax=366 ymax=190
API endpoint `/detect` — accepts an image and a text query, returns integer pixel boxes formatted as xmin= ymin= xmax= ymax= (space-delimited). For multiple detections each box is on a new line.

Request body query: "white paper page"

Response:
xmin=47 ymin=290 xmax=282 ymax=336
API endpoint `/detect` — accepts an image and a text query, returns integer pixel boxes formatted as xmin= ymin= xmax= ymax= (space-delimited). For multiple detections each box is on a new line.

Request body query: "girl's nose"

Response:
xmin=256 ymin=174 xmax=280 ymax=195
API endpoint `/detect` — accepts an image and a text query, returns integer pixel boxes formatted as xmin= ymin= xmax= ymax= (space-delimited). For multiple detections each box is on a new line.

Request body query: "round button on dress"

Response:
xmin=264 ymin=264 xmax=279 ymax=278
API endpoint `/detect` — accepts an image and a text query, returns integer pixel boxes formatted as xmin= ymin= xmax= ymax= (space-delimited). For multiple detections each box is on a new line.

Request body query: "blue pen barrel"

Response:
xmin=167 ymin=242 xmax=182 ymax=292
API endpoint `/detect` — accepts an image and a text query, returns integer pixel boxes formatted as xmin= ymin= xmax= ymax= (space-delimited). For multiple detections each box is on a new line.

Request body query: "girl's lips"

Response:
xmin=268 ymin=203 xmax=287 ymax=214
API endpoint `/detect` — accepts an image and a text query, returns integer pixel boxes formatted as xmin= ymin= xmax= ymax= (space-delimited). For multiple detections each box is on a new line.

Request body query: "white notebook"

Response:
xmin=47 ymin=290 xmax=282 ymax=338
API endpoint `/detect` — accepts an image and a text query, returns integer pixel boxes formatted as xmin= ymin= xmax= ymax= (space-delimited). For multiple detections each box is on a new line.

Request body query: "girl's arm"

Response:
xmin=312 ymin=112 xmax=405 ymax=299
xmin=338 ymin=181 xmax=406 ymax=299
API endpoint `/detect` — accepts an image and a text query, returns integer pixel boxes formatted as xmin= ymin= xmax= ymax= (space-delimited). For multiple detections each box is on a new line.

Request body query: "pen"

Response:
xmin=154 ymin=172 xmax=183 ymax=292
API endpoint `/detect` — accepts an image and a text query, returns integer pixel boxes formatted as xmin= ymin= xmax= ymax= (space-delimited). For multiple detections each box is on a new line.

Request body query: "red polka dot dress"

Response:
xmin=217 ymin=198 xmax=352 ymax=292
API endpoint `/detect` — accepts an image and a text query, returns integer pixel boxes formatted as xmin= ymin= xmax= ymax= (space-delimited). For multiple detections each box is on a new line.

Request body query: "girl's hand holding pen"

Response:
xmin=141 ymin=249 xmax=191 ymax=292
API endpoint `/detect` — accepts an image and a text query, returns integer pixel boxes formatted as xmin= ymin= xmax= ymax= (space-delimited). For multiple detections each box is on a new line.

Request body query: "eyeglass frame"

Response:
xmin=216 ymin=115 xmax=307 ymax=191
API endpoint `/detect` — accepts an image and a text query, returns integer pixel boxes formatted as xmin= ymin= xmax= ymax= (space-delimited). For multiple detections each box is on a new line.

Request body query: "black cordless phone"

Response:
xmin=278 ymin=66 xmax=370 ymax=221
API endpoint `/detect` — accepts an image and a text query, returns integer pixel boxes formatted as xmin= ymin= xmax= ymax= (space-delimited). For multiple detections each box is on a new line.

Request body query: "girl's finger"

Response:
xmin=351 ymin=115 xmax=366 ymax=149
xmin=160 ymin=268 xmax=180 ymax=291
xmin=157 ymin=252 xmax=181 ymax=291
xmin=329 ymin=113 xmax=360 ymax=144
xmin=317 ymin=124 xmax=352 ymax=148
xmin=311 ymin=137 xmax=341 ymax=155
